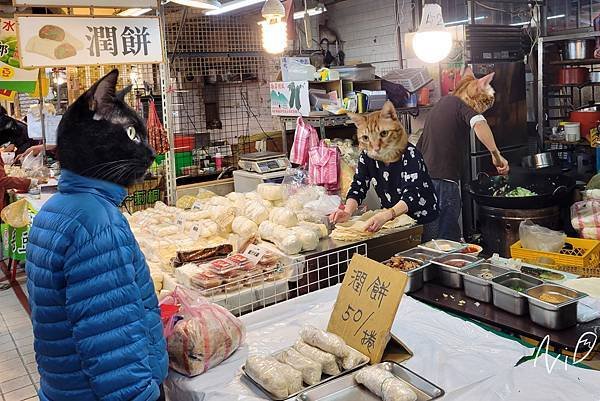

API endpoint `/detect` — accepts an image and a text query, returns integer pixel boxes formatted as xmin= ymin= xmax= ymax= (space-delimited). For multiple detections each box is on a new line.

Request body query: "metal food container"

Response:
xmin=385 ymin=256 xmax=425 ymax=294
xmin=296 ymin=361 xmax=444 ymax=401
xmin=491 ymin=272 xmax=543 ymax=315
xmin=461 ymin=263 xmax=510 ymax=303
xmin=397 ymin=248 xmax=444 ymax=283
xmin=419 ymin=239 xmax=466 ymax=254
xmin=525 ymin=284 xmax=587 ymax=330
xmin=431 ymin=254 xmax=483 ymax=289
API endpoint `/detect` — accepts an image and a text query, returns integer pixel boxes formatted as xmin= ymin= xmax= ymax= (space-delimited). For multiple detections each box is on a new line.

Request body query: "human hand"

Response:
xmin=330 ymin=208 xmax=351 ymax=224
xmin=492 ymin=152 xmax=509 ymax=176
xmin=16 ymin=145 xmax=44 ymax=162
xmin=365 ymin=210 xmax=394 ymax=233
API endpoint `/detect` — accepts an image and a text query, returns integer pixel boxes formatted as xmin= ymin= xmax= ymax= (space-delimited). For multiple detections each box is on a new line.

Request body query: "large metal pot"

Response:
xmin=570 ymin=104 xmax=600 ymax=140
xmin=558 ymin=67 xmax=589 ymax=85
xmin=563 ymin=39 xmax=595 ymax=60
xmin=521 ymin=152 xmax=558 ymax=170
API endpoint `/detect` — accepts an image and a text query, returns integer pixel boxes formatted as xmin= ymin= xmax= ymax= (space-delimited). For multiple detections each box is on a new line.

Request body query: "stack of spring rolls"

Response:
xmin=245 ymin=326 xmax=369 ymax=398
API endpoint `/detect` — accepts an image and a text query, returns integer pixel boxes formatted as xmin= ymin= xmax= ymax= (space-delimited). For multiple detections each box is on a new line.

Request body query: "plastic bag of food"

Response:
xmin=21 ymin=152 xmax=43 ymax=173
xmin=571 ymin=200 xmax=600 ymax=239
xmin=519 ymin=220 xmax=566 ymax=253
xmin=1 ymin=198 xmax=31 ymax=228
xmin=355 ymin=365 xmax=417 ymax=401
xmin=162 ymin=286 xmax=245 ymax=377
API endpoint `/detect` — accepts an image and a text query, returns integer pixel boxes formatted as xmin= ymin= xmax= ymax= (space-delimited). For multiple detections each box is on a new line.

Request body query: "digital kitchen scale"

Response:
xmin=238 ymin=151 xmax=289 ymax=174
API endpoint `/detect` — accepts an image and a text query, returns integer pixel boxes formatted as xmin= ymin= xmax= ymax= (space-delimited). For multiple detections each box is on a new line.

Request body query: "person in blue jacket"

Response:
xmin=26 ymin=70 xmax=168 ymax=401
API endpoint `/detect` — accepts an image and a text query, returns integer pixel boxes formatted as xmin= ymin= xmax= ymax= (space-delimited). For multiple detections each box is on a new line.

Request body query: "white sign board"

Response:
xmin=14 ymin=0 xmax=157 ymax=7
xmin=27 ymin=114 xmax=62 ymax=146
xmin=270 ymin=81 xmax=311 ymax=117
xmin=16 ymin=16 xmax=164 ymax=68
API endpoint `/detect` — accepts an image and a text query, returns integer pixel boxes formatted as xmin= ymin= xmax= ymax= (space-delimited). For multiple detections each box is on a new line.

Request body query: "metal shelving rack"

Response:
xmin=279 ymin=106 xmax=431 ymax=151
xmin=537 ymin=31 xmax=600 ymax=143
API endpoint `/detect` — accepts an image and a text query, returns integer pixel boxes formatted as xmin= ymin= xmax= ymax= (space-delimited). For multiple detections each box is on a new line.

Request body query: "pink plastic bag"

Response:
xmin=309 ymin=141 xmax=340 ymax=191
xmin=161 ymin=287 xmax=245 ymax=377
xmin=290 ymin=117 xmax=319 ymax=166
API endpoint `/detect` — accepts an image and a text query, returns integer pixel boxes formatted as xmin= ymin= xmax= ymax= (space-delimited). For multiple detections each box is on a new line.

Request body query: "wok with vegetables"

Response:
xmin=468 ymin=172 xmax=575 ymax=209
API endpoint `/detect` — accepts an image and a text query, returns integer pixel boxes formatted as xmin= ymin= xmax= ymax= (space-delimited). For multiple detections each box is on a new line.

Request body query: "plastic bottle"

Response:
xmin=215 ymin=152 xmax=222 ymax=170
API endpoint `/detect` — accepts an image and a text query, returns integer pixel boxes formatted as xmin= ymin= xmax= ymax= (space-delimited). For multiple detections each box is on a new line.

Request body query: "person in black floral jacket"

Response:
xmin=330 ymin=102 xmax=439 ymax=237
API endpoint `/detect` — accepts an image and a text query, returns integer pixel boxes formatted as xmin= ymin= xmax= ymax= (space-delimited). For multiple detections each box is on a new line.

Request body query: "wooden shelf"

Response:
xmin=549 ymin=58 xmax=600 ymax=66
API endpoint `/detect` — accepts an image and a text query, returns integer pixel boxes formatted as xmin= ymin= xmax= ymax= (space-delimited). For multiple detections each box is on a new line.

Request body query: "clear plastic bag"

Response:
xmin=21 ymin=152 xmax=43 ymax=173
xmin=161 ymin=286 xmax=246 ymax=377
xmin=519 ymin=220 xmax=566 ymax=253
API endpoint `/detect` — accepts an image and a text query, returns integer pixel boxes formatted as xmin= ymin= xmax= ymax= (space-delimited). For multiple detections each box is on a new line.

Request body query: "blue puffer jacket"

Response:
xmin=26 ymin=170 xmax=168 ymax=401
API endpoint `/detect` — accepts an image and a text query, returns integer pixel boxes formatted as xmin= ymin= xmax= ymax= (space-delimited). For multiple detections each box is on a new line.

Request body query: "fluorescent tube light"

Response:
xmin=205 ymin=0 xmax=264 ymax=15
xmin=510 ymin=14 xmax=567 ymax=26
xmin=445 ymin=16 xmax=485 ymax=26
xmin=169 ymin=0 xmax=222 ymax=9
xmin=293 ymin=6 xmax=326 ymax=20
xmin=118 ymin=8 xmax=152 ymax=16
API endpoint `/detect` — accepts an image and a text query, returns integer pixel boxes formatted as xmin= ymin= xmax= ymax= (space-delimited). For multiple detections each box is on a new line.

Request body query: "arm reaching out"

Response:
xmin=473 ymin=120 xmax=509 ymax=175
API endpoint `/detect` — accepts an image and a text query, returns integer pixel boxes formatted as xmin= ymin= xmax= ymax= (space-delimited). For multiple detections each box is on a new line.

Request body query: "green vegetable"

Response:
xmin=505 ymin=187 xmax=537 ymax=197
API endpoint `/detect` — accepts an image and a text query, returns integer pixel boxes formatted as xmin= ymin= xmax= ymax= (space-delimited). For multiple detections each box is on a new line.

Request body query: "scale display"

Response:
xmin=239 ymin=152 xmax=289 ymax=174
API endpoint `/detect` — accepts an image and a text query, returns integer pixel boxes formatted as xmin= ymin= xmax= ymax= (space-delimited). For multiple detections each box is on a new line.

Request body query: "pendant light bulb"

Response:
xmin=259 ymin=0 xmax=287 ymax=54
xmin=412 ymin=3 xmax=453 ymax=63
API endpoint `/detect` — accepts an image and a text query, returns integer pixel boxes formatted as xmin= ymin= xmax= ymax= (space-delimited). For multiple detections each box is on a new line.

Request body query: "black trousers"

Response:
xmin=157 ymin=384 xmax=166 ymax=401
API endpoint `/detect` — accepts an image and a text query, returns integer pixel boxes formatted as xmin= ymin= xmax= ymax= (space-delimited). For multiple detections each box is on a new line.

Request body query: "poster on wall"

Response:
xmin=16 ymin=16 xmax=164 ymax=68
xmin=13 ymin=0 xmax=157 ymax=7
xmin=270 ymin=81 xmax=310 ymax=117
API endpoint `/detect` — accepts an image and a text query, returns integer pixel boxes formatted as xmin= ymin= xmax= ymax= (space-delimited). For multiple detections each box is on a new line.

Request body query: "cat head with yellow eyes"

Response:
xmin=453 ymin=68 xmax=495 ymax=114
xmin=348 ymin=101 xmax=408 ymax=164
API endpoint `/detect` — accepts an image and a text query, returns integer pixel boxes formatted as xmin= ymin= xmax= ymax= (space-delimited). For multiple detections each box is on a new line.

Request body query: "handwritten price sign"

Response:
xmin=328 ymin=254 xmax=408 ymax=363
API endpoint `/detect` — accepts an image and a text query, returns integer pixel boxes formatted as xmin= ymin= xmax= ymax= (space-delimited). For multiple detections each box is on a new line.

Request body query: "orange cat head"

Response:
xmin=453 ymin=68 xmax=495 ymax=113
xmin=348 ymin=101 xmax=408 ymax=163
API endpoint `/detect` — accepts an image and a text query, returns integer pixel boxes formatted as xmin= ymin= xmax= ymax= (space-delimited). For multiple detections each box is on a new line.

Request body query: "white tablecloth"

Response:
xmin=164 ymin=285 xmax=600 ymax=401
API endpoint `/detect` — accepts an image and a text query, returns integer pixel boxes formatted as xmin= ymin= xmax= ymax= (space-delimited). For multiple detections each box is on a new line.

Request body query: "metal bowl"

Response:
xmin=521 ymin=152 xmax=558 ymax=170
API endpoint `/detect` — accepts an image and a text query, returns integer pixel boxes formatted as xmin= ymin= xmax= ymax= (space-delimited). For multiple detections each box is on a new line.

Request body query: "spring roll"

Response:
xmin=355 ymin=365 xmax=417 ymax=401
xmin=293 ymin=340 xmax=341 ymax=376
xmin=299 ymin=326 xmax=349 ymax=358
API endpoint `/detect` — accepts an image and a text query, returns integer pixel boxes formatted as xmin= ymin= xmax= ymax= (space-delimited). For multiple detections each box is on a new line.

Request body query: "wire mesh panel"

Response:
xmin=163 ymin=7 xmax=279 ymax=182
xmin=197 ymin=244 xmax=368 ymax=317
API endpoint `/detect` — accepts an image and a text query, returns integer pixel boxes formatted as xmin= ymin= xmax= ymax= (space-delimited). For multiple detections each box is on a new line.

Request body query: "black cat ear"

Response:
xmin=116 ymin=85 xmax=133 ymax=101
xmin=87 ymin=69 xmax=119 ymax=115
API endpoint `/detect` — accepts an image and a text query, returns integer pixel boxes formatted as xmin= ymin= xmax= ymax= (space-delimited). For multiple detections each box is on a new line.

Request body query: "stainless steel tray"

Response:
xmin=524 ymin=284 xmax=587 ymax=330
xmin=460 ymin=263 xmax=510 ymax=303
xmin=431 ymin=254 xmax=483 ymax=289
xmin=384 ymin=256 xmax=425 ymax=293
xmin=241 ymin=348 xmax=369 ymax=401
xmin=295 ymin=362 xmax=444 ymax=401
xmin=491 ymin=272 xmax=543 ymax=316
xmin=397 ymin=248 xmax=443 ymax=264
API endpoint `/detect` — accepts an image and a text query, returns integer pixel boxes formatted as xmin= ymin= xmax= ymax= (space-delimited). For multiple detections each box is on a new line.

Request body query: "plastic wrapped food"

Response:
xmin=232 ymin=216 xmax=259 ymax=238
xmin=341 ymin=346 xmax=369 ymax=370
xmin=257 ymin=183 xmax=285 ymax=201
xmin=293 ymin=340 xmax=340 ymax=376
xmin=274 ymin=347 xmax=322 ymax=386
xmin=299 ymin=326 xmax=349 ymax=359
xmin=245 ymin=202 xmax=271 ymax=225
xmin=290 ymin=226 xmax=319 ymax=252
xmin=354 ymin=365 xmax=417 ymax=401
xmin=245 ymin=355 xmax=303 ymax=399
xmin=163 ymin=287 xmax=245 ymax=377
xmin=176 ymin=195 xmax=198 ymax=209
xmin=269 ymin=207 xmax=299 ymax=228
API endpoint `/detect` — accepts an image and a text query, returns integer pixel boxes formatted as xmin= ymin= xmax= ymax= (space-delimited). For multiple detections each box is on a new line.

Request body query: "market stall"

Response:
xmin=164 ymin=283 xmax=600 ymax=401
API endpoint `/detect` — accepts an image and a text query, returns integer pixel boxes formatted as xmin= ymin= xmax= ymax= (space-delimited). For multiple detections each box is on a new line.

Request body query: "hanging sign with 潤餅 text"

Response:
xmin=16 ymin=16 xmax=164 ymax=68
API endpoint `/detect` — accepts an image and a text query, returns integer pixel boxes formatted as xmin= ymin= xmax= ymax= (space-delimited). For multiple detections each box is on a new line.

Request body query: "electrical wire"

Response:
xmin=474 ymin=0 xmax=529 ymax=16
xmin=240 ymin=89 xmax=280 ymax=152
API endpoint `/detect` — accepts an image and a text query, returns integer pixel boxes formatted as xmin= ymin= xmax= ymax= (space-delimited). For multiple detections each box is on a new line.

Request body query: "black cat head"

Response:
xmin=57 ymin=69 xmax=155 ymax=186
xmin=0 ymin=106 xmax=20 ymax=145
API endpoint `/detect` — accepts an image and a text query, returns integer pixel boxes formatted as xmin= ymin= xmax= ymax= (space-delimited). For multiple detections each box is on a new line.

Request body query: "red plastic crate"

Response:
xmin=174 ymin=135 xmax=195 ymax=151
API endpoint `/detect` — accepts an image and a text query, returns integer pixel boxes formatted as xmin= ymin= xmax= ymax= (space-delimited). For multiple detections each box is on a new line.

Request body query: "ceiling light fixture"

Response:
xmin=169 ymin=0 xmax=222 ymax=10
xmin=117 ymin=8 xmax=153 ymax=16
xmin=259 ymin=0 xmax=286 ymax=54
xmin=412 ymin=3 xmax=453 ymax=63
xmin=205 ymin=0 xmax=264 ymax=15
xmin=510 ymin=14 xmax=566 ymax=26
